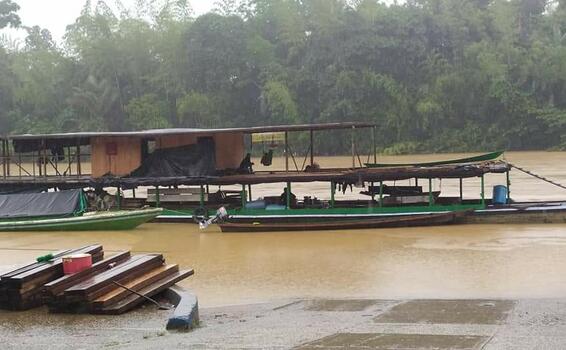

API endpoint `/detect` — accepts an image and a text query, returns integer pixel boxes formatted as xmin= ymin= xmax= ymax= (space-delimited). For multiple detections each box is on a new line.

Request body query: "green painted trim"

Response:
xmin=158 ymin=203 xmax=488 ymax=218
xmin=233 ymin=203 xmax=483 ymax=216
xmin=0 ymin=209 xmax=162 ymax=232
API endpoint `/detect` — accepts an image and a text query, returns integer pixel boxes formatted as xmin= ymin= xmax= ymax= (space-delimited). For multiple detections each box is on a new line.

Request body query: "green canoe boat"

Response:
xmin=0 ymin=208 xmax=163 ymax=232
xmin=365 ymin=151 xmax=504 ymax=168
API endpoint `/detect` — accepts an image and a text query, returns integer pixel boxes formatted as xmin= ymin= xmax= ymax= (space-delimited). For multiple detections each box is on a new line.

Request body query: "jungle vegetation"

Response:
xmin=1 ymin=0 xmax=566 ymax=154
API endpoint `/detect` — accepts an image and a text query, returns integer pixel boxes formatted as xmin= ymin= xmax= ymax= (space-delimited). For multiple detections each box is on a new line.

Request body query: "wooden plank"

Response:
xmin=0 ymin=248 xmax=74 ymax=279
xmin=147 ymin=188 xmax=202 ymax=195
xmin=0 ymin=245 xmax=102 ymax=288
xmin=43 ymin=251 xmax=131 ymax=297
xmin=96 ymin=269 xmax=194 ymax=315
xmin=17 ymin=251 xmax=104 ymax=295
xmin=63 ymin=254 xmax=164 ymax=300
xmin=147 ymin=194 xmax=207 ymax=202
xmin=3 ymin=245 xmax=103 ymax=287
xmin=0 ymin=245 xmax=99 ymax=279
xmin=91 ymin=264 xmax=179 ymax=309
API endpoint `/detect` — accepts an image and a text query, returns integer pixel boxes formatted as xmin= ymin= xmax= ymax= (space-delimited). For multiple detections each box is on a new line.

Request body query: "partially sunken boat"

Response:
xmin=0 ymin=190 xmax=160 ymax=231
xmin=0 ymin=123 xmax=564 ymax=232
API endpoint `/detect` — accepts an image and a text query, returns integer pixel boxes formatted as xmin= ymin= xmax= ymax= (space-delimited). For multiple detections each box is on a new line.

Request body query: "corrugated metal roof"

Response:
xmin=5 ymin=122 xmax=375 ymax=140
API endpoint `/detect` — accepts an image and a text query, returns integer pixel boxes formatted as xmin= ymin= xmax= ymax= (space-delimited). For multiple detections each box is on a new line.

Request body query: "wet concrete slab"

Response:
xmin=297 ymin=333 xmax=488 ymax=350
xmin=304 ymin=299 xmax=381 ymax=312
xmin=4 ymin=298 xmax=566 ymax=349
xmin=374 ymin=300 xmax=515 ymax=325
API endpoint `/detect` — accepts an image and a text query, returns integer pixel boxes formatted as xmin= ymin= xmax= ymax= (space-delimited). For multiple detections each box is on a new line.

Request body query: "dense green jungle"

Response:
xmin=1 ymin=0 xmax=566 ymax=155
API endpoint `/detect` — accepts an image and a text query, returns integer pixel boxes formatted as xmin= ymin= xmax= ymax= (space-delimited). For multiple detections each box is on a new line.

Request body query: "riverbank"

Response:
xmin=2 ymin=298 xmax=566 ymax=349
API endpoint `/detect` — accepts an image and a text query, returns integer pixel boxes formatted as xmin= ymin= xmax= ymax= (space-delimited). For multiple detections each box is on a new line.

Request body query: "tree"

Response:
xmin=125 ymin=93 xmax=171 ymax=130
xmin=0 ymin=0 xmax=20 ymax=29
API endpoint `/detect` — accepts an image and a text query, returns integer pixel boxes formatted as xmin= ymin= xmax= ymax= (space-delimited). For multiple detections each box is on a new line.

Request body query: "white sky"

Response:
xmin=0 ymin=0 xmax=217 ymax=43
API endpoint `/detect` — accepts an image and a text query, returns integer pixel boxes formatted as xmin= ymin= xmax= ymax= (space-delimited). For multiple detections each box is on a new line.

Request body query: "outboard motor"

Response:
xmin=198 ymin=207 xmax=229 ymax=230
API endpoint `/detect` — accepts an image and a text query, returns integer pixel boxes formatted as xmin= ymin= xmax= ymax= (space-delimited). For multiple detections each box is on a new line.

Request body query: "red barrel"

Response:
xmin=62 ymin=253 xmax=93 ymax=275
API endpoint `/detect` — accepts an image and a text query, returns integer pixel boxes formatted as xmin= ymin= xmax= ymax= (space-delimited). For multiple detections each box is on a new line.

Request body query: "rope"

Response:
xmin=510 ymin=163 xmax=566 ymax=191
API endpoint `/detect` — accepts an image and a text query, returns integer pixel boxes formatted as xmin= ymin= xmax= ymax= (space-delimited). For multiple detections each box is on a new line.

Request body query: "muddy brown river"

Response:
xmin=1 ymin=152 xmax=566 ymax=307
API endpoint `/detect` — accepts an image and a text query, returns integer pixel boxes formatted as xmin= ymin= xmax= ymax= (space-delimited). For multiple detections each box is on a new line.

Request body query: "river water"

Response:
xmin=1 ymin=151 xmax=566 ymax=307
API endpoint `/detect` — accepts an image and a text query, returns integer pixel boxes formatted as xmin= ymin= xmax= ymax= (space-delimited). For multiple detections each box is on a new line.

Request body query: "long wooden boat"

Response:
xmin=365 ymin=151 xmax=504 ymax=168
xmin=0 ymin=208 xmax=162 ymax=232
xmin=218 ymin=211 xmax=467 ymax=232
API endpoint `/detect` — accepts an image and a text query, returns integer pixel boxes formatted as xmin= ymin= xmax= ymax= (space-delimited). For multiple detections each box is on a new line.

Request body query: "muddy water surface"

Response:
xmin=1 ymin=152 xmax=566 ymax=307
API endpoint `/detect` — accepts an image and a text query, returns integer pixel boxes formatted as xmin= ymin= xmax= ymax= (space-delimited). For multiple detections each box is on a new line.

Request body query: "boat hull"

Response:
xmin=0 ymin=208 xmax=163 ymax=232
xmin=219 ymin=212 xmax=464 ymax=232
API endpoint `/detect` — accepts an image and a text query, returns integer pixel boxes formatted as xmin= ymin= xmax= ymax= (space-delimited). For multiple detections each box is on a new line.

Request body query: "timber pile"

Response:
xmin=0 ymin=245 xmax=194 ymax=315
xmin=44 ymin=252 xmax=194 ymax=315
xmin=0 ymin=245 xmax=103 ymax=310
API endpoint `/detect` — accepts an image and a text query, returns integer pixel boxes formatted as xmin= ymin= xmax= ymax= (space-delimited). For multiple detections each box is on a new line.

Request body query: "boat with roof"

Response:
xmin=0 ymin=123 xmax=564 ymax=232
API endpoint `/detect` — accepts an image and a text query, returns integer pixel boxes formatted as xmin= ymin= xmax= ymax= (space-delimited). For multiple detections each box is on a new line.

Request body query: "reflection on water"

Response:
xmin=1 ymin=152 xmax=566 ymax=307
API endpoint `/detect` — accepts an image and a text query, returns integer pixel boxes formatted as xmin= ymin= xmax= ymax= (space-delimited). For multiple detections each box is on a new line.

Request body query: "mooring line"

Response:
xmin=509 ymin=163 xmax=566 ymax=191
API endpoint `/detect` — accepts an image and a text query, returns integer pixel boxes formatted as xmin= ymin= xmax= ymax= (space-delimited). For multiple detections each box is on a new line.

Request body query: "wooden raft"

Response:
xmin=0 ymin=245 xmax=194 ymax=314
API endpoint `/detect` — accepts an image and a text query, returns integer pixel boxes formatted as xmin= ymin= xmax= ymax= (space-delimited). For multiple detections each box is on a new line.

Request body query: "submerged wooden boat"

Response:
xmin=0 ymin=208 xmax=163 ymax=232
xmin=219 ymin=211 xmax=467 ymax=232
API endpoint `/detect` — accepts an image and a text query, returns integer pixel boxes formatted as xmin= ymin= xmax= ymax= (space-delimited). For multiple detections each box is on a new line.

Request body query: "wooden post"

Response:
xmin=372 ymin=126 xmax=377 ymax=164
xmin=116 ymin=186 xmax=121 ymax=210
xmin=155 ymin=186 xmax=160 ymax=208
xmin=2 ymin=140 xmax=6 ymax=179
xmin=6 ymin=140 xmax=10 ymax=177
xmin=286 ymin=182 xmax=291 ymax=209
xmin=200 ymin=185 xmax=205 ymax=208
xmin=18 ymin=151 xmax=22 ymax=179
xmin=371 ymin=182 xmax=375 ymax=202
xmin=428 ymin=178 xmax=433 ymax=206
xmin=132 ymin=188 xmax=136 ymax=199
xmin=310 ymin=130 xmax=314 ymax=166
xmin=42 ymin=142 xmax=47 ymax=177
xmin=68 ymin=146 xmax=72 ymax=176
xmin=330 ymin=181 xmax=336 ymax=208
xmin=241 ymin=184 xmax=247 ymax=208
xmin=76 ymin=144 xmax=82 ymax=176
xmin=248 ymin=184 xmax=252 ymax=202
xmin=506 ymin=170 xmax=511 ymax=203
xmin=459 ymin=178 xmax=463 ymax=202
xmin=351 ymin=126 xmax=356 ymax=169
xmin=32 ymin=150 xmax=36 ymax=177
xmin=481 ymin=174 xmax=485 ymax=207
xmin=379 ymin=181 xmax=384 ymax=207
xmin=284 ymin=131 xmax=289 ymax=172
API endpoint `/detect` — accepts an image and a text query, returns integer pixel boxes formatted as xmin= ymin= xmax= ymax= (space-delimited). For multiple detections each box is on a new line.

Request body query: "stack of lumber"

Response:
xmin=44 ymin=252 xmax=194 ymax=315
xmin=0 ymin=245 xmax=103 ymax=310
xmin=0 ymin=244 xmax=194 ymax=315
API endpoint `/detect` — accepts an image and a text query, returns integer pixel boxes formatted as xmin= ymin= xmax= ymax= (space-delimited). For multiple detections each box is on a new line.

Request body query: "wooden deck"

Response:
xmin=0 ymin=161 xmax=510 ymax=190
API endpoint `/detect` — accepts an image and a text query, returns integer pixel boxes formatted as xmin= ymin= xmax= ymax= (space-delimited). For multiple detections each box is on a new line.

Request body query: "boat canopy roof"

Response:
xmin=5 ymin=122 xmax=375 ymax=153
xmin=5 ymin=122 xmax=375 ymax=141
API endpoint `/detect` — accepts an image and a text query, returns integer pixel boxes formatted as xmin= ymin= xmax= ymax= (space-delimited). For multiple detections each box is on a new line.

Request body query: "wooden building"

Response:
xmin=0 ymin=123 xmax=375 ymax=184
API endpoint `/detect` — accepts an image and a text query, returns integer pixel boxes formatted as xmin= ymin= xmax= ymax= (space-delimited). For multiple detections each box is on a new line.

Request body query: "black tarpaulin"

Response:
xmin=0 ymin=190 xmax=85 ymax=219
xmin=129 ymin=142 xmax=216 ymax=178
